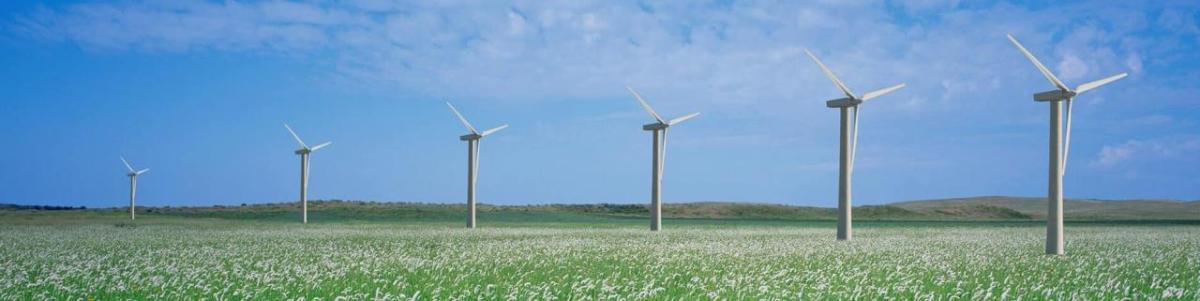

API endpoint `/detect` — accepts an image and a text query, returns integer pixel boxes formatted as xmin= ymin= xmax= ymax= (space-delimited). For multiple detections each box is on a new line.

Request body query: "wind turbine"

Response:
xmin=446 ymin=102 xmax=508 ymax=229
xmin=284 ymin=124 xmax=332 ymax=224
xmin=120 ymin=157 xmax=149 ymax=220
xmin=803 ymin=49 xmax=906 ymax=241
xmin=1006 ymin=34 xmax=1127 ymax=255
xmin=626 ymin=86 xmax=700 ymax=231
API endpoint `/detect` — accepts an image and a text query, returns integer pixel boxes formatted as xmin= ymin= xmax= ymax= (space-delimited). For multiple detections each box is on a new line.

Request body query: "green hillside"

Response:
xmin=6 ymin=196 xmax=1196 ymax=223
xmin=892 ymin=196 xmax=1200 ymax=220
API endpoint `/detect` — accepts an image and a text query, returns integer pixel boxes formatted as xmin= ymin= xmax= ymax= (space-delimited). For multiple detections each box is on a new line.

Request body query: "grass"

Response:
xmin=1 ymin=210 xmax=1197 ymax=299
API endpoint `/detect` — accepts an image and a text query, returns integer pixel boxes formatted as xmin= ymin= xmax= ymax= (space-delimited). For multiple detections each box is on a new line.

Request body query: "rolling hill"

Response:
xmin=891 ymin=196 xmax=1200 ymax=220
xmin=2 ymin=196 xmax=1197 ymax=222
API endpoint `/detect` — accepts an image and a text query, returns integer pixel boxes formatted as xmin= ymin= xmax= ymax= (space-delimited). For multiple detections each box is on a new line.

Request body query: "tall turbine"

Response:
xmin=626 ymin=86 xmax=700 ymax=231
xmin=1006 ymin=34 xmax=1127 ymax=255
xmin=284 ymin=124 xmax=332 ymax=224
xmin=803 ymin=49 xmax=906 ymax=241
xmin=446 ymin=102 xmax=508 ymax=229
xmin=120 ymin=157 xmax=149 ymax=220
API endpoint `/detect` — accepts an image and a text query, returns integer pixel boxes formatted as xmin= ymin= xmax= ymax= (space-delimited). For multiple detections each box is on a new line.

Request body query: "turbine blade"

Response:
xmin=1074 ymin=73 xmax=1128 ymax=94
xmin=626 ymin=86 xmax=666 ymax=124
xmin=659 ymin=128 xmax=668 ymax=181
xmin=446 ymin=102 xmax=478 ymax=134
xmin=472 ymin=141 xmax=480 ymax=185
xmin=136 ymin=168 xmax=150 ymax=175
xmin=850 ymin=106 xmax=860 ymax=174
xmin=480 ymin=124 xmax=508 ymax=137
xmin=283 ymin=124 xmax=308 ymax=149
xmin=1006 ymin=34 xmax=1069 ymax=91
xmin=1061 ymin=98 xmax=1073 ymax=176
xmin=803 ymin=49 xmax=856 ymax=99
xmin=860 ymin=83 xmax=906 ymax=101
xmin=310 ymin=141 xmax=332 ymax=152
xmin=668 ymin=112 xmax=701 ymax=126
xmin=120 ymin=156 xmax=135 ymax=172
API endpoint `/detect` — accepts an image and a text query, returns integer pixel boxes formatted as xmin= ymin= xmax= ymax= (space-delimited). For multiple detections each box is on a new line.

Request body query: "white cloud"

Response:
xmin=1091 ymin=136 xmax=1200 ymax=168
xmin=1125 ymin=53 xmax=1143 ymax=74
xmin=894 ymin=0 xmax=962 ymax=14
xmin=6 ymin=1 xmax=1200 ymax=201
xmin=1056 ymin=54 xmax=1090 ymax=81
xmin=507 ymin=9 xmax=528 ymax=35
xmin=1093 ymin=142 xmax=1136 ymax=168
xmin=14 ymin=1 xmax=343 ymax=53
xmin=9 ymin=1 xmax=1196 ymax=123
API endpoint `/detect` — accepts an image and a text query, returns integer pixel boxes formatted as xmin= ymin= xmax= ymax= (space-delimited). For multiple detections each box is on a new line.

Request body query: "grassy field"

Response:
xmin=1 ymin=210 xmax=1198 ymax=300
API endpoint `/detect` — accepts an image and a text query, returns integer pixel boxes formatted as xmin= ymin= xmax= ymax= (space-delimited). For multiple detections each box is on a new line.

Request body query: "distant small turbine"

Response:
xmin=446 ymin=102 xmax=508 ymax=229
xmin=626 ymin=86 xmax=700 ymax=231
xmin=284 ymin=124 xmax=332 ymax=224
xmin=120 ymin=156 xmax=149 ymax=220
xmin=804 ymin=49 xmax=906 ymax=241
xmin=1006 ymin=34 xmax=1127 ymax=255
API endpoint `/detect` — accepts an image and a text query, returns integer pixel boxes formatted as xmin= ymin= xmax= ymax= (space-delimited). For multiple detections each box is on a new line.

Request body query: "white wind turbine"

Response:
xmin=120 ymin=156 xmax=149 ymax=220
xmin=284 ymin=124 xmax=332 ymax=224
xmin=804 ymin=49 xmax=906 ymax=241
xmin=626 ymin=86 xmax=700 ymax=231
xmin=446 ymin=102 xmax=508 ymax=229
xmin=1006 ymin=34 xmax=1128 ymax=255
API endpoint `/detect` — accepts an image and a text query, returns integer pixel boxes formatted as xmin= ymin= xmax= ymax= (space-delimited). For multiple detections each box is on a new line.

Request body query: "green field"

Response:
xmin=2 ymin=207 xmax=1198 ymax=300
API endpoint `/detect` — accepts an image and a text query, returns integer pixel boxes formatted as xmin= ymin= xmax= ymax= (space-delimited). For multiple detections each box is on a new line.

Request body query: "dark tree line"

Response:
xmin=0 ymin=204 xmax=87 ymax=210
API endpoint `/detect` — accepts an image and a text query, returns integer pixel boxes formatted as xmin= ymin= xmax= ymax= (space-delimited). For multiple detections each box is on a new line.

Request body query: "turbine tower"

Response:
xmin=1006 ymin=34 xmax=1127 ymax=255
xmin=120 ymin=157 xmax=149 ymax=220
xmin=626 ymin=86 xmax=700 ymax=231
xmin=446 ymin=102 xmax=508 ymax=229
xmin=803 ymin=49 xmax=906 ymax=241
xmin=284 ymin=124 xmax=332 ymax=224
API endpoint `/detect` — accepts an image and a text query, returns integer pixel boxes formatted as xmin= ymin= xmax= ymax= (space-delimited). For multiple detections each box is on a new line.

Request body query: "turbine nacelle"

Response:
xmin=825 ymin=97 xmax=863 ymax=108
xmin=645 ymin=113 xmax=702 ymax=131
xmin=292 ymin=143 xmax=330 ymax=155
xmin=1034 ymin=89 xmax=1076 ymax=102
xmin=459 ymin=124 xmax=508 ymax=141
xmin=642 ymin=122 xmax=669 ymax=131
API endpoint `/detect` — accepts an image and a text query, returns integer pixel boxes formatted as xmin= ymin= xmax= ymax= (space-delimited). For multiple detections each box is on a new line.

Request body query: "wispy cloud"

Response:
xmin=11 ymin=1 xmax=1178 ymax=110
xmin=1091 ymin=136 xmax=1200 ymax=168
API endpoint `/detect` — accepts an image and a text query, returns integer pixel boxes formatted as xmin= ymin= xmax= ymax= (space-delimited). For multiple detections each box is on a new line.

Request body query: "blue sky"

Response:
xmin=1 ymin=0 xmax=1197 ymax=208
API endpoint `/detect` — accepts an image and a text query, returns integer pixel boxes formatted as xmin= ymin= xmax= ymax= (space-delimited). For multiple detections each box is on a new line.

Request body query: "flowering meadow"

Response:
xmin=1 ymin=216 xmax=1197 ymax=300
